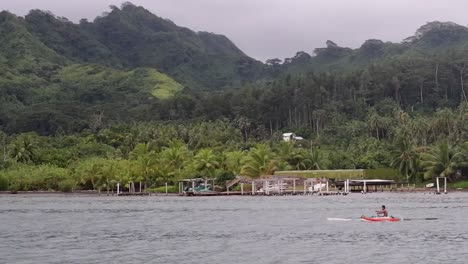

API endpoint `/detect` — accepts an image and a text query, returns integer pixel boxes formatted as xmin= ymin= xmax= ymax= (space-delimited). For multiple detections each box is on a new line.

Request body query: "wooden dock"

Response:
xmin=117 ymin=192 xmax=150 ymax=196
xmin=180 ymin=190 xmax=348 ymax=196
xmin=316 ymin=191 xmax=348 ymax=196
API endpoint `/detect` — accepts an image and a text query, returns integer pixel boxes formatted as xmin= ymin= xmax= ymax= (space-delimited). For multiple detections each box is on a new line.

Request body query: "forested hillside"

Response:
xmin=1 ymin=3 xmax=467 ymax=192
xmin=24 ymin=2 xmax=264 ymax=88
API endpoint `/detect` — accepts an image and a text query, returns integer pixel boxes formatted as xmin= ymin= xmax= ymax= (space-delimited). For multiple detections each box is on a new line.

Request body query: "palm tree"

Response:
xmin=395 ymin=110 xmax=410 ymax=131
xmin=235 ymin=116 xmax=252 ymax=142
xmin=129 ymin=142 xmax=155 ymax=160
xmin=367 ymin=110 xmax=390 ymax=140
xmin=240 ymin=144 xmax=278 ymax=178
xmin=430 ymin=108 xmax=455 ymax=140
xmin=275 ymin=142 xmax=298 ymax=169
xmin=10 ymin=136 xmax=38 ymax=164
xmin=132 ymin=153 xmax=158 ymax=190
xmin=75 ymin=158 xmax=104 ymax=191
xmin=275 ymin=142 xmax=317 ymax=170
xmin=308 ymin=148 xmax=325 ymax=170
xmin=113 ymin=159 xmax=132 ymax=192
xmin=276 ymin=141 xmax=295 ymax=162
xmin=0 ymin=131 xmax=7 ymax=162
xmin=391 ymin=138 xmax=419 ymax=183
xmin=454 ymin=102 xmax=468 ymax=141
xmin=291 ymin=149 xmax=312 ymax=170
xmin=160 ymin=141 xmax=190 ymax=181
xmin=421 ymin=141 xmax=465 ymax=182
xmin=411 ymin=115 xmax=429 ymax=146
xmin=100 ymin=160 xmax=119 ymax=195
xmin=130 ymin=142 xmax=159 ymax=190
xmin=154 ymin=160 xmax=173 ymax=185
xmin=193 ymin=149 xmax=220 ymax=179
xmin=224 ymin=151 xmax=245 ymax=175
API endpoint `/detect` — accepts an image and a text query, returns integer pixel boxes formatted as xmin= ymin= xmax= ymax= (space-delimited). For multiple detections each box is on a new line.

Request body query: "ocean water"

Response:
xmin=1 ymin=192 xmax=467 ymax=264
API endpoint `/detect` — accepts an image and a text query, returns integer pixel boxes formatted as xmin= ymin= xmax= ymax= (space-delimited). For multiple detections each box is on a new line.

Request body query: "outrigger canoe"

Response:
xmin=361 ymin=215 xmax=400 ymax=222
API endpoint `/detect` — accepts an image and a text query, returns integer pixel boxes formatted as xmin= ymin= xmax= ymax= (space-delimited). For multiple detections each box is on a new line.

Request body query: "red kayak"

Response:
xmin=361 ymin=215 xmax=400 ymax=222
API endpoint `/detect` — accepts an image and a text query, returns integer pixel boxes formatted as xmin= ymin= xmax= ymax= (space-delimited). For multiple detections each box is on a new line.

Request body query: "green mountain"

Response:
xmin=279 ymin=21 xmax=468 ymax=74
xmin=0 ymin=8 xmax=185 ymax=134
xmin=2 ymin=1 xmax=468 ymax=137
xmin=24 ymin=10 xmax=120 ymax=66
xmin=21 ymin=3 xmax=264 ymax=89
xmin=0 ymin=11 xmax=65 ymax=73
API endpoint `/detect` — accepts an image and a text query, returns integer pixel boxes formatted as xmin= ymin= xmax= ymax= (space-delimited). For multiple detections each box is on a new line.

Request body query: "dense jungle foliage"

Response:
xmin=1 ymin=3 xmax=468 ymax=192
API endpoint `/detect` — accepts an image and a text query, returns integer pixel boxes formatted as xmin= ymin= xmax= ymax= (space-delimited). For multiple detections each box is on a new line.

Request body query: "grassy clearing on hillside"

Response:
xmin=55 ymin=65 xmax=183 ymax=100
xmin=147 ymin=69 xmax=184 ymax=99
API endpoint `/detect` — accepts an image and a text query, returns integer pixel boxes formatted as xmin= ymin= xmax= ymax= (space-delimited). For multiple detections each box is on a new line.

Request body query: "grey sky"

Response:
xmin=3 ymin=0 xmax=468 ymax=61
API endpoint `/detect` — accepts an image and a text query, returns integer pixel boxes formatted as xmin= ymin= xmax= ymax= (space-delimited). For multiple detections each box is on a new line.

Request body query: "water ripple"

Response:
xmin=1 ymin=193 xmax=468 ymax=263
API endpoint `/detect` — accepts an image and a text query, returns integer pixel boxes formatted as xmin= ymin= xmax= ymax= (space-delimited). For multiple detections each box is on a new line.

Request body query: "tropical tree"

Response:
xmin=410 ymin=115 xmax=429 ymax=146
xmin=129 ymin=142 xmax=156 ymax=160
xmin=112 ymin=159 xmax=133 ymax=192
xmin=275 ymin=142 xmax=317 ymax=170
xmin=130 ymin=143 xmax=159 ymax=190
xmin=9 ymin=135 xmax=38 ymax=164
xmin=235 ymin=116 xmax=252 ymax=142
xmin=223 ymin=150 xmax=245 ymax=175
xmin=327 ymin=149 xmax=354 ymax=169
xmin=308 ymin=147 xmax=325 ymax=170
xmin=0 ymin=131 xmax=7 ymax=162
xmin=454 ymin=102 xmax=468 ymax=141
xmin=421 ymin=141 xmax=466 ymax=182
xmin=275 ymin=141 xmax=295 ymax=162
xmin=240 ymin=144 xmax=278 ymax=178
xmin=98 ymin=160 xmax=118 ymax=195
xmin=430 ymin=108 xmax=455 ymax=140
xmin=290 ymin=148 xmax=312 ymax=170
xmin=367 ymin=109 xmax=390 ymax=140
xmin=73 ymin=158 xmax=105 ymax=191
xmin=153 ymin=160 xmax=173 ymax=185
xmin=189 ymin=148 xmax=221 ymax=190
xmin=193 ymin=148 xmax=220 ymax=179
xmin=160 ymin=140 xmax=190 ymax=181
xmin=391 ymin=138 xmax=420 ymax=183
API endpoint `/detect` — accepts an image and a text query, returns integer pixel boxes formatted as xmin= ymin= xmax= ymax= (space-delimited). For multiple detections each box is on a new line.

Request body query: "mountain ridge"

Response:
xmin=2 ymin=3 xmax=468 ymax=135
xmin=20 ymin=2 xmax=263 ymax=89
xmin=5 ymin=3 xmax=468 ymax=78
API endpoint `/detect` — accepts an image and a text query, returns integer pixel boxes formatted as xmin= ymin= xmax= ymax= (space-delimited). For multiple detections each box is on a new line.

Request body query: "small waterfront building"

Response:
xmin=282 ymin=132 xmax=304 ymax=142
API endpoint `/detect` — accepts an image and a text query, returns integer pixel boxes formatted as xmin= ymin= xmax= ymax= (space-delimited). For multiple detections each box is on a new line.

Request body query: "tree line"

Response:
xmin=0 ymin=114 xmax=467 ymax=192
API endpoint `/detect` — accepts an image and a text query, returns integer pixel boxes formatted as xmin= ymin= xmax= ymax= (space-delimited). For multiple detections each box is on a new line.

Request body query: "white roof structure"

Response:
xmin=282 ymin=132 xmax=304 ymax=142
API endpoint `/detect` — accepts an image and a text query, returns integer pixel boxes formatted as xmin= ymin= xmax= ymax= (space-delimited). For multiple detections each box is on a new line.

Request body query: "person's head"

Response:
xmin=382 ymin=205 xmax=386 ymax=210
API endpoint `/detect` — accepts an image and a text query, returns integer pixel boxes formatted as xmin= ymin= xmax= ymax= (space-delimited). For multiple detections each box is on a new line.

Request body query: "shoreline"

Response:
xmin=0 ymin=190 xmax=180 ymax=196
xmin=1 ymin=188 xmax=467 ymax=196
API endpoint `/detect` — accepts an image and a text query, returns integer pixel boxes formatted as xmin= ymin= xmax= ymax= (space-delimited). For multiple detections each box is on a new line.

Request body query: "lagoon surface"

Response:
xmin=1 ymin=193 xmax=468 ymax=264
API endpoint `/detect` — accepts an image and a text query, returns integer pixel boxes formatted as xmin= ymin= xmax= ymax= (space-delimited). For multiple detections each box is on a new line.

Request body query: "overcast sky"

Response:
xmin=3 ymin=0 xmax=468 ymax=61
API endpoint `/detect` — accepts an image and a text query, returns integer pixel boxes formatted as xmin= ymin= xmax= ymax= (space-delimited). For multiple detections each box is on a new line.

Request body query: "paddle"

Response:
xmin=400 ymin=217 xmax=438 ymax=221
xmin=327 ymin=217 xmax=438 ymax=221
